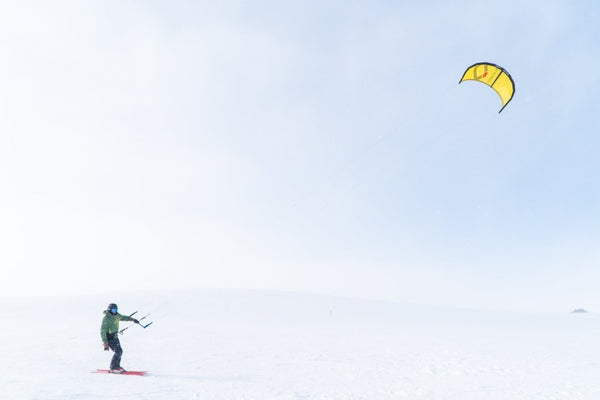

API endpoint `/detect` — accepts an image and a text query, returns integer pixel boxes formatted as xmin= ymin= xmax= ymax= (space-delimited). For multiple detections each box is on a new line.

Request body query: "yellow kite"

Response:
xmin=459 ymin=62 xmax=515 ymax=113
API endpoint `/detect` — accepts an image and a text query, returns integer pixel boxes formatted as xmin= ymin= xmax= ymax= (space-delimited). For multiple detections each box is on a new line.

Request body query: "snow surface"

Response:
xmin=2 ymin=289 xmax=600 ymax=399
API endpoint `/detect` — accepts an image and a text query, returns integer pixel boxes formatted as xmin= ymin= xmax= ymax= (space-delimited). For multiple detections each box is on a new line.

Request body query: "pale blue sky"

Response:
xmin=1 ymin=1 xmax=599 ymax=311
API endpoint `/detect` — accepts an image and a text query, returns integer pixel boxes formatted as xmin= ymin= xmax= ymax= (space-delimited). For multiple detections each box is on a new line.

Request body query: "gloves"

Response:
xmin=103 ymin=343 xmax=109 ymax=351
xmin=132 ymin=318 xmax=139 ymax=324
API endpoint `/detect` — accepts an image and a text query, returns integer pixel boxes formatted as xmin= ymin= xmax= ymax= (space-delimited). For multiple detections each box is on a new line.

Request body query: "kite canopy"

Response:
xmin=459 ymin=62 xmax=515 ymax=113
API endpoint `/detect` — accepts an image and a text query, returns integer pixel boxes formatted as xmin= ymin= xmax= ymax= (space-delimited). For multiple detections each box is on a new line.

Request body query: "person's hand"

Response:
xmin=132 ymin=318 xmax=139 ymax=324
xmin=103 ymin=343 xmax=109 ymax=351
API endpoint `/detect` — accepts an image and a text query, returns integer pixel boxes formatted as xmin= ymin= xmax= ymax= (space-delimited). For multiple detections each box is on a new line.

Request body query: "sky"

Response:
xmin=1 ymin=0 xmax=600 ymax=312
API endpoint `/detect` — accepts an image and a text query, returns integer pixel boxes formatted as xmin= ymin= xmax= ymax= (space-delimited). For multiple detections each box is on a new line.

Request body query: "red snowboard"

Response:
xmin=93 ymin=369 xmax=147 ymax=376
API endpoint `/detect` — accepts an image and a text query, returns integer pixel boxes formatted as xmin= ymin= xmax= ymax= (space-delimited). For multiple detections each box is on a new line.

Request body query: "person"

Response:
xmin=100 ymin=303 xmax=139 ymax=373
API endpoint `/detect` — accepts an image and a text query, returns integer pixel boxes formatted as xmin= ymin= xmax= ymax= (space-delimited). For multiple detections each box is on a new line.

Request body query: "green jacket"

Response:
xmin=100 ymin=311 xmax=134 ymax=343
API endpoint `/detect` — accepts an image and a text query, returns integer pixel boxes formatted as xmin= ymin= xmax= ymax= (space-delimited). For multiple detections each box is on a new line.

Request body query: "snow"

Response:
xmin=2 ymin=289 xmax=600 ymax=399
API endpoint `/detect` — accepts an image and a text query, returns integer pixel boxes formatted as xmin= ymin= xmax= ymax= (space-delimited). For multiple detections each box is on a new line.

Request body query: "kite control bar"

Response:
xmin=119 ymin=312 xmax=153 ymax=335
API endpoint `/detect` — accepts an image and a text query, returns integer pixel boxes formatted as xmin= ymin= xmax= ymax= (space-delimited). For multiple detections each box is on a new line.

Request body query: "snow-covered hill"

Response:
xmin=2 ymin=289 xmax=600 ymax=399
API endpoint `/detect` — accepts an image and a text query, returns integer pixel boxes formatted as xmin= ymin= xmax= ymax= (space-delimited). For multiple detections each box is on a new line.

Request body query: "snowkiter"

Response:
xmin=100 ymin=303 xmax=139 ymax=373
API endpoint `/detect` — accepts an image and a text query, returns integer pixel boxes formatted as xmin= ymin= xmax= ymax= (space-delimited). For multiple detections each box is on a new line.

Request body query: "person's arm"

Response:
xmin=118 ymin=313 xmax=139 ymax=323
xmin=100 ymin=317 xmax=109 ymax=349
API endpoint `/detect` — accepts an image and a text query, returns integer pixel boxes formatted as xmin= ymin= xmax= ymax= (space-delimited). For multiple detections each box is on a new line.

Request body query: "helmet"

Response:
xmin=107 ymin=303 xmax=118 ymax=314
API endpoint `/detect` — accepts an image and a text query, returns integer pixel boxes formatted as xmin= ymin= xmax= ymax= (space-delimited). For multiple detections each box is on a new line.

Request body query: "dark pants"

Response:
xmin=107 ymin=333 xmax=123 ymax=370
